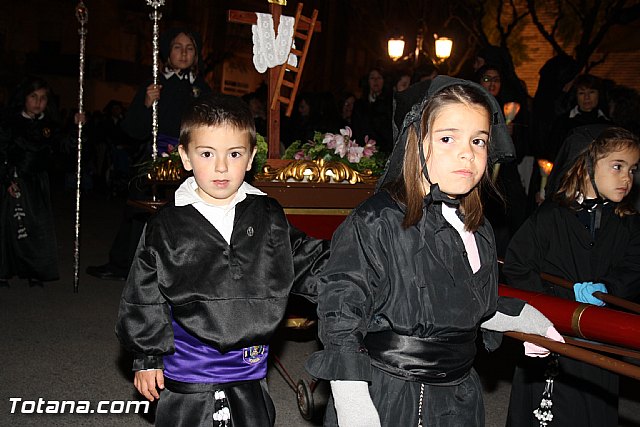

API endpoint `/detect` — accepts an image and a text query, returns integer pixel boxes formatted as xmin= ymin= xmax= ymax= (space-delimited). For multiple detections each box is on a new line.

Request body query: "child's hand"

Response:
xmin=573 ymin=282 xmax=607 ymax=306
xmin=144 ymin=84 xmax=163 ymax=108
xmin=134 ymin=369 xmax=165 ymax=401
xmin=524 ymin=325 xmax=565 ymax=357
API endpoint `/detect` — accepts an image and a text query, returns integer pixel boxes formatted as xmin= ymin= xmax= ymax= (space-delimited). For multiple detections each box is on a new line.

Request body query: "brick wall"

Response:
xmin=509 ymin=4 xmax=640 ymax=96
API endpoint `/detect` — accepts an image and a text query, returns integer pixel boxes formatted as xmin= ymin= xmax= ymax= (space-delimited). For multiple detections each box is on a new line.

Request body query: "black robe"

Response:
xmin=306 ymin=190 xmax=525 ymax=427
xmin=503 ymin=200 xmax=640 ymax=426
xmin=0 ymin=113 xmax=59 ymax=281
xmin=116 ymin=194 xmax=329 ymax=368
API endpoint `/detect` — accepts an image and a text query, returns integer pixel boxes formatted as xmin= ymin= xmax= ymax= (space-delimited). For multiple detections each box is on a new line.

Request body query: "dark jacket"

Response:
xmin=503 ymin=199 xmax=640 ymax=301
xmin=116 ymin=195 xmax=329 ymax=370
xmin=121 ymin=73 xmax=211 ymax=144
xmin=503 ymin=199 xmax=640 ymax=427
xmin=306 ymin=190 xmax=524 ymax=426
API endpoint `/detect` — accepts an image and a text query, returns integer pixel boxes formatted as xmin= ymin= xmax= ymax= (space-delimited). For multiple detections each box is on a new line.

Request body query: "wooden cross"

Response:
xmin=228 ymin=2 xmax=321 ymax=160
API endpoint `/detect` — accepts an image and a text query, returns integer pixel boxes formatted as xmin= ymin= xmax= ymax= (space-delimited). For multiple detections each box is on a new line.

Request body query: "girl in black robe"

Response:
xmin=0 ymin=77 xmax=62 ymax=286
xmin=504 ymin=127 xmax=640 ymax=426
xmin=306 ymin=76 xmax=563 ymax=427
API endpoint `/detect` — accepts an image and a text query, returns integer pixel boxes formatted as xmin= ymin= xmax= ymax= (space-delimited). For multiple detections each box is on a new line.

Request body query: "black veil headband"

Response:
xmin=376 ymin=75 xmax=515 ymax=192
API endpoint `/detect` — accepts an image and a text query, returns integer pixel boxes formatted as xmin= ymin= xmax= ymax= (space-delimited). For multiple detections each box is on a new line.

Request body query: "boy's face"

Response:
xmin=590 ymin=146 xmax=639 ymax=202
xmin=178 ymin=125 xmax=256 ymax=206
xmin=423 ymin=103 xmax=489 ymax=197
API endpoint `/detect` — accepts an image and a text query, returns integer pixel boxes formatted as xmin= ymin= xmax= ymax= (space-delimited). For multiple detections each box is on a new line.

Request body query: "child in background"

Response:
xmin=87 ymin=27 xmax=212 ymax=281
xmin=116 ymin=94 xmax=329 ymax=427
xmin=0 ymin=77 xmax=82 ymax=287
xmin=504 ymin=126 xmax=640 ymax=427
xmin=306 ymin=76 xmax=561 ymax=426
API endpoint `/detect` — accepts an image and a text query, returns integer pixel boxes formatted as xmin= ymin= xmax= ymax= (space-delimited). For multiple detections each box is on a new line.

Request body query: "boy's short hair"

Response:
xmin=179 ymin=94 xmax=257 ymax=150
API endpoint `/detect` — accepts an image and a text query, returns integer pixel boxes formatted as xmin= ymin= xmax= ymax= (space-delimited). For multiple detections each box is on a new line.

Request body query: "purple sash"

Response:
xmin=163 ymin=317 xmax=269 ymax=384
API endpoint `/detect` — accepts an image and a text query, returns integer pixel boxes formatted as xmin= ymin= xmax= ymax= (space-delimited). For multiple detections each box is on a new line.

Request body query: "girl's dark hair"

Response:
xmin=554 ymin=127 xmax=640 ymax=217
xmin=387 ymin=84 xmax=493 ymax=231
xmin=179 ymin=94 xmax=256 ymax=150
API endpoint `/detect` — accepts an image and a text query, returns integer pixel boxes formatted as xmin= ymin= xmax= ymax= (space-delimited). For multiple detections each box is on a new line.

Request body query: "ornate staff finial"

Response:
xmin=73 ymin=0 xmax=88 ymax=293
xmin=146 ymin=0 xmax=165 ymax=162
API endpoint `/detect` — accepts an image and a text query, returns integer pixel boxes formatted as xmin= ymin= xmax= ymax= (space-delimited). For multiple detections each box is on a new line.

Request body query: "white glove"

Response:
xmin=481 ymin=303 xmax=552 ymax=336
xmin=330 ymin=380 xmax=381 ymax=427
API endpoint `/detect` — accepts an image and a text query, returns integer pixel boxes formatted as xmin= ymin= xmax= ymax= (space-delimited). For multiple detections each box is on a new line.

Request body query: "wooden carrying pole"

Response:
xmin=496 ymin=259 xmax=640 ymax=314
xmin=538 ymin=271 xmax=640 ymax=314
xmin=506 ymin=332 xmax=640 ymax=381
xmin=499 ymin=284 xmax=640 ymax=350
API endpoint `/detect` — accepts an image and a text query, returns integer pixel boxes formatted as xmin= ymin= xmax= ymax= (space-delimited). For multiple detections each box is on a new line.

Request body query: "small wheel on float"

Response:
xmin=296 ymin=379 xmax=314 ymax=421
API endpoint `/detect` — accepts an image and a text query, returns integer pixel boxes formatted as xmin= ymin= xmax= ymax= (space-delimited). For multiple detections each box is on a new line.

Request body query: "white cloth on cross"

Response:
xmin=252 ymin=12 xmax=298 ymax=73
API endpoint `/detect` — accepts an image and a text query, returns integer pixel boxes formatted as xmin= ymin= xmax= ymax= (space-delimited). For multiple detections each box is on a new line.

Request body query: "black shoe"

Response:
xmin=86 ymin=264 xmax=127 ymax=281
xmin=0 ymin=279 xmax=9 ymax=288
xmin=28 ymin=278 xmax=43 ymax=287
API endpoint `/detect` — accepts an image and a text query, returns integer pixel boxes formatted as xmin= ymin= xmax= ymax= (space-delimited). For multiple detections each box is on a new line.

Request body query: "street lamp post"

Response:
xmin=387 ymin=30 xmax=452 ymax=66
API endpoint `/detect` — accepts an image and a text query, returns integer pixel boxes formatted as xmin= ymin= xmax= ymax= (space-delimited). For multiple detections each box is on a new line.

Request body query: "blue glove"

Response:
xmin=573 ymin=282 xmax=607 ymax=306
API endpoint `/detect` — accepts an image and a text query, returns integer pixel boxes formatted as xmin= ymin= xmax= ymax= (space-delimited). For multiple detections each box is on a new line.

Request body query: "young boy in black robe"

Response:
xmin=116 ymin=94 xmax=329 ymax=427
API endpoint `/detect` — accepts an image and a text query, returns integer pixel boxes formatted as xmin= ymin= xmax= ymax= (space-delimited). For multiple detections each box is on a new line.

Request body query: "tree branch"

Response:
xmin=527 ymin=0 xmax=567 ymax=55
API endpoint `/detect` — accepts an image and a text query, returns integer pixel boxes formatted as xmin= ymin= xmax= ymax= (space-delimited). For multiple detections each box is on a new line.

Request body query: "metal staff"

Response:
xmin=146 ymin=0 xmax=165 ymax=163
xmin=73 ymin=1 xmax=88 ymax=294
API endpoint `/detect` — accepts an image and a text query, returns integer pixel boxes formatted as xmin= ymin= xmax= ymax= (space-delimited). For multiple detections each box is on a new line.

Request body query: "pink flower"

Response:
xmin=363 ymin=136 xmax=377 ymax=158
xmin=323 ymin=132 xmax=337 ymax=150
xmin=340 ymin=126 xmax=353 ymax=140
xmin=347 ymin=140 xmax=364 ymax=163
xmin=294 ymin=150 xmax=306 ymax=160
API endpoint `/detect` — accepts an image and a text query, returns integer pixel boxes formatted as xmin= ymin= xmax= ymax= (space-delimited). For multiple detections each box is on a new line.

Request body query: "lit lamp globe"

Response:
xmin=435 ymin=37 xmax=453 ymax=60
xmin=388 ymin=37 xmax=405 ymax=61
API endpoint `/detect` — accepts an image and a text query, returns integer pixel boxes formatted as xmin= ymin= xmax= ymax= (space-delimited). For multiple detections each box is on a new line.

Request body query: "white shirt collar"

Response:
xmin=21 ymin=111 xmax=44 ymax=120
xmin=163 ymin=66 xmax=196 ymax=84
xmin=568 ymin=105 xmax=608 ymax=120
xmin=175 ymin=176 xmax=266 ymax=209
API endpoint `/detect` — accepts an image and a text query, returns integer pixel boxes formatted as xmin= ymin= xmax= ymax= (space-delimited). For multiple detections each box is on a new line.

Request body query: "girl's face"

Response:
xmin=395 ymin=75 xmax=411 ymax=92
xmin=423 ymin=103 xmax=490 ymax=197
xmin=298 ymin=99 xmax=310 ymax=117
xmin=169 ymin=33 xmax=196 ymax=71
xmin=576 ymin=87 xmax=599 ymax=112
xmin=480 ymin=70 xmax=501 ymax=97
xmin=342 ymin=96 xmax=355 ymax=119
xmin=24 ymin=88 xmax=48 ymax=118
xmin=368 ymin=70 xmax=384 ymax=95
xmin=588 ymin=146 xmax=639 ymax=202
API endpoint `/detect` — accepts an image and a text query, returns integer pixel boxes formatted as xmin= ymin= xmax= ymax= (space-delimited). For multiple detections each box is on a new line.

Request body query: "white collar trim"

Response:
xmin=175 ymin=176 xmax=266 ymax=208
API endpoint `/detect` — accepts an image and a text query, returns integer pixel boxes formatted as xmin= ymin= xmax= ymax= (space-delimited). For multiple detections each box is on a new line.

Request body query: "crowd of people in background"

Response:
xmin=3 ymin=23 xmax=640 ymax=425
xmin=2 ymin=43 xmax=640 ymax=284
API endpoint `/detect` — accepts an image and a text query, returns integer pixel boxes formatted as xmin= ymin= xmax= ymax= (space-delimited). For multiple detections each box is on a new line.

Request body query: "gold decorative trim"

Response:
xmin=255 ymin=159 xmax=378 ymax=184
xmin=571 ymin=304 xmax=590 ymax=338
xmin=147 ymin=159 xmax=185 ymax=181
xmin=284 ymin=208 xmax=352 ymax=216
xmin=267 ymin=0 xmax=287 ymax=4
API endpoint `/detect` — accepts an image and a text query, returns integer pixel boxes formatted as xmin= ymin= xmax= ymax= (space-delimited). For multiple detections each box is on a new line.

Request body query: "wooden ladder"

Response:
xmin=270 ymin=3 xmax=318 ymax=117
